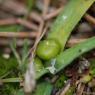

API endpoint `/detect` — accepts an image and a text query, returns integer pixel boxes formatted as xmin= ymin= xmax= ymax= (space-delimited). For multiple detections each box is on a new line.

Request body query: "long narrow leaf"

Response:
xmin=48 ymin=0 xmax=94 ymax=50
xmin=55 ymin=37 xmax=95 ymax=73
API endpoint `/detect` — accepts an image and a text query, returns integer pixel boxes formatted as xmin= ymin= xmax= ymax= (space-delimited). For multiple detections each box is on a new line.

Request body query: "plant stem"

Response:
xmin=1 ymin=78 xmax=22 ymax=83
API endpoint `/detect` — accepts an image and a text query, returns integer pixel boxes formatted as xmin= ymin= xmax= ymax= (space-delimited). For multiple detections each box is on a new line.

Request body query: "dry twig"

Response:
xmin=84 ymin=13 xmax=95 ymax=25
xmin=0 ymin=0 xmax=27 ymax=15
xmin=0 ymin=32 xmax=37 ymax=38
xmin=17 ymin=18 xmax=38 ymax=30
xmin=76 ymin=83 xmax=85 ymax=95
xmin=0 ymin=38 xmax=33 ymax=46
xmin=44 ymin=7 xmax=63 ymax=20
xmin=67 ymin=37 xmax=88 ymax=47
xmin=29 ymin=12 xmax=43 ymax=23
xmin=0 ymin=18 xmax=17 ymax=25
xmin=0 ymin=18 xmax=38 ymax=30
xmin=42 ymin=0 xmax=50 ymax=16
xmin=60 ymin=82 xmax=71 ymax=95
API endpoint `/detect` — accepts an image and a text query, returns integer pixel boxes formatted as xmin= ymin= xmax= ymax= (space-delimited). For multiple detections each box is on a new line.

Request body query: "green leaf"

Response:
xmin=2 ymin=78 xmax=22 ymax=83
xmin=0 ymin=56 xmax=18 ymax=77
xmin=55 ymin=74 xmax=67 ymax=88
xmin=33 ymin=81 xmax=53 ymax=95
xmin=16 ymin=82 xmax=53 ymax=95
xmin=36 ymin=69 xmax=48 ymax=79
xmin=0 ymin=83 xmax=19 ymax=95
xmin=36 ymin=37 xmax=95 ymax=78
xmin=16 ymin=89 xmax=24 ymax=95
xmin=36 ymin=0 xmax=94 ymax=61
xmin=48 ymin=0 xmax=94 ymax=50
xmin=10 ymin=43 xmax=22 ymax=65
xmin=55 ymin=37 xmax=95 ymax=73
xmin=22 ymin=39 xmax=30 ymax=63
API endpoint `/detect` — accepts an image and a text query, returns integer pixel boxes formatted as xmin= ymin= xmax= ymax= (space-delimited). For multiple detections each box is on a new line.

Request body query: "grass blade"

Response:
xmin=55 ymin=37 xmax=95 ymax=73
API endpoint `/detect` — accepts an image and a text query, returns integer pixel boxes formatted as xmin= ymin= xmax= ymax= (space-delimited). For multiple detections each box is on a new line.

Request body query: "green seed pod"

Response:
xmin=36 ymin=39 xmax=61 ymax=60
